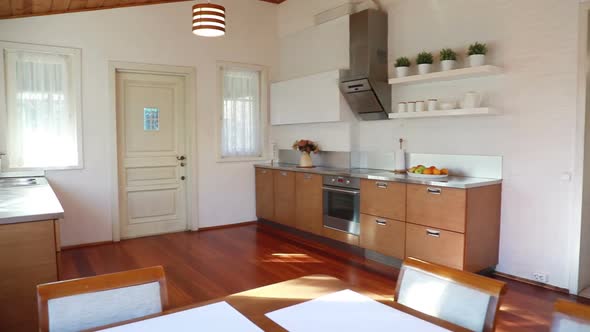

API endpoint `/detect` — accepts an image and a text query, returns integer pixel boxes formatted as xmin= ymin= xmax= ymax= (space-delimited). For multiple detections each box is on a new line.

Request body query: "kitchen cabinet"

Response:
xmin=273 ymin=170 xmax=296 ymax=227
xmin=0 ymin=219 xmax=60 ymax=332
xmin=255 ymin=168 xmax=274 ymax=220
xmin=405 ymin=184 xmax=502 ymax=272
xmin=360 ymin=179 xmax=406 ymax=221
xmin=270 ymin=70 xmax=347 ymax=125
xmin=360 ymin=214 xmax=405 ymax=259
xmin=295 ymin=173 xmax=323 ymax=235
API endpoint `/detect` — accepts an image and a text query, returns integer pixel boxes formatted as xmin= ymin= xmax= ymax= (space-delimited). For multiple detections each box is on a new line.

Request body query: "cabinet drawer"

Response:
xmin=360 ymin=180 xmax=406 ymax=221
xmin=405 ymin=223 xmax=464 ymax=270
xmin=360 ymin=214 xmax=405 ymax=259
xmin=406 ymin=184 xmax=466 ymax=233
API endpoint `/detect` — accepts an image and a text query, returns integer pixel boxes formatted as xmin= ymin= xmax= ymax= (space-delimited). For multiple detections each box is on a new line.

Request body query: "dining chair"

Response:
xmin=394 ymin=257 xmax=506 ymax=332
xmin=552 ymin=299 xmax=590 ymax=331
xmin=36 ymin=266 xmax=168 ymax=332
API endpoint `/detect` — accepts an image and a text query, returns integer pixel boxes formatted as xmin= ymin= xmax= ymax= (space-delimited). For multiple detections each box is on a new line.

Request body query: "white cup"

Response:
xmin=427 ymin=99 xmax=438 ymax=111
xmin=407 ymin=102 xmax=416 ymax=112
xmin=416 ymin=101 xmax=425 ymax=112
xmin=397 ymin=102 xmax=407 ymax=113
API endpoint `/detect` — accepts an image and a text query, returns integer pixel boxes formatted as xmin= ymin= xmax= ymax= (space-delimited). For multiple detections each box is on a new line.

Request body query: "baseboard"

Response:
xmin=493 ymin=271 xmax=570 ymax=294
xmin=61 ymin=240 xmax=114 ymax=251
xmin=198 ymin=221 xmax=257 ymax=232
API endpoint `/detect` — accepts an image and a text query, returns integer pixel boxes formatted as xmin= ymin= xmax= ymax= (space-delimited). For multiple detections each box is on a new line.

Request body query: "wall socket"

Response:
xmin=532 ymin=272 xmax=549 ymax=284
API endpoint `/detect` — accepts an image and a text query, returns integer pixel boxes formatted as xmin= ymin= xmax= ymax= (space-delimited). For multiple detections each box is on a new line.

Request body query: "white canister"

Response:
xmin=407 ymin=102 xmax=416 ymax=113
xmin=416 ymin=101 xmax=425 ymax=112
xmin=397 ymin=102 xmax=407 ymax=113
xmin=427 ymin=99 xmax=438 ymax=111
xmin=463 ymin=91 xmax=481 ymax=109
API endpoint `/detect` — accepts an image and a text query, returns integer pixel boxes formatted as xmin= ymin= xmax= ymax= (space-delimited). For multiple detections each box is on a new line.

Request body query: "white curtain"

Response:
xmin=221 ymin=68 xmax=261 ymax=158
xmin=5 ymin=50 xmax=78 ymax=169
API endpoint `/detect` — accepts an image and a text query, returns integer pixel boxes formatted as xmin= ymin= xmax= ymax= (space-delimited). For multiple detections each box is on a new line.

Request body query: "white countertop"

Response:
xmin=0 ymin=177 xmax=65 ymax=225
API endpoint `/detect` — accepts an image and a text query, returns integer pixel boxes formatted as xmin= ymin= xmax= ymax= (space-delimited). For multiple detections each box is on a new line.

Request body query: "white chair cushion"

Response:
xmin=48 ymin=281 xmax=162 ymax=332
xmin=397 ymin=267 xmax=491 ymax=332
xmin=553 ymin=314 xmax=590 ymax=332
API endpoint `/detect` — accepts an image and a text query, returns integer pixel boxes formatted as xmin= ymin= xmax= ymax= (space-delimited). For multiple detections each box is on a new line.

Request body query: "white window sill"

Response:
xmin=216 ymin=156 xmax=270 ymax=163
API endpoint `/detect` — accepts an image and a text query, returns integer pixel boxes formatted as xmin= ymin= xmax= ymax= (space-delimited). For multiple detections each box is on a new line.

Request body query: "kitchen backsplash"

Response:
xmin=278 ymin=149 xmax=502 ymax=179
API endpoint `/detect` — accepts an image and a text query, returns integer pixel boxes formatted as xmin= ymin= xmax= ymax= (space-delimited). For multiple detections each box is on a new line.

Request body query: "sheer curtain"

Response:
xmin=220 ymin=68 xmax=262 ymax=158
xmin=5 ymin=50 xmax=79 ymax=169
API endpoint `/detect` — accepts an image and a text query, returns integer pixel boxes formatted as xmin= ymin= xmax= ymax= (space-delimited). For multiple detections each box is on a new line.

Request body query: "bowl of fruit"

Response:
xmin=407 ymin=165 xmax=449 ymax=180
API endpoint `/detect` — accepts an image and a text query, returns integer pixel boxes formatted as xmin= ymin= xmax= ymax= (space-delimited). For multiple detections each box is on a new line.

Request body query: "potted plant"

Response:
xmin=416 ymin=51 xmax=434 ymax=75
xmin=394 ymin=57 xmax=411 ymax=78
xmin=292 ymin=139 xmax=320 ymax=168
xmin=440 ymin=48 xmax=457 ymax=71
xmin=468 ymin=42 xmax=488 ymax=67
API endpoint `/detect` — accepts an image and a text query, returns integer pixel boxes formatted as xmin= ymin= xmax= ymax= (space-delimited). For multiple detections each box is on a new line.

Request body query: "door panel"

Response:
xmin=406 ymin=184 xmax=466 ymax=233
xmin=255 ymin=168 xmax=274 ymax=220
xmin=273 ymin=170 xmax=295 ymax=227
xmin=405 ymin=223 xmax=464 ymax=270
xmin=116 ymin=72 xmax=187 ymax=239
xmin=295 ymin=172 xmax=323 ymax=235
xmin=360 ymin=179 xmax=406 ymax=221
xmin=360 ymin=214 xmax=405 ymax=259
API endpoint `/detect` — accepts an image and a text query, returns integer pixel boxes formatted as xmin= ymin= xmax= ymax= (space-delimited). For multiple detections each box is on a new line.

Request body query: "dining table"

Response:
xmin=90 ymin=274 xmax=471 ymax=332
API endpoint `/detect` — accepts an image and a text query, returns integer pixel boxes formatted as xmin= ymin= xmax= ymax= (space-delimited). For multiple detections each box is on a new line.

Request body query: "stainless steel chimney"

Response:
xmin=339 ymin=9 xmax=390 ymax=120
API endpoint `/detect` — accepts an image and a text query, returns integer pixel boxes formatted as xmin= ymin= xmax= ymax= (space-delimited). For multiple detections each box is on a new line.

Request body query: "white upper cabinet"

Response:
xmin=270 ymin=70 xmax=347 ymax=125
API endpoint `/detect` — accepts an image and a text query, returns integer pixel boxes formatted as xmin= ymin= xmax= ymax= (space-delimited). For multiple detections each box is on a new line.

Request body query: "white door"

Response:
xmin=116 ymin=71 xmax=188 ymax=239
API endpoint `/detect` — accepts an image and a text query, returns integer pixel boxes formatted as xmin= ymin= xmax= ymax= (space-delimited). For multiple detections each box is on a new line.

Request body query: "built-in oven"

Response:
xmin=323 ymin=175 xmax=360 ymax=235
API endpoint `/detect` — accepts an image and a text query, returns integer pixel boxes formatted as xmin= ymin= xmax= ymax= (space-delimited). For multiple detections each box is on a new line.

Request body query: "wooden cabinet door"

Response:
xmin=0 ymin=220 xmax=58 ymax=332
xmin=295 ymin=172 xmax=323 ymax=235
xmin=255 ymin=168 xmax=275 ymax=220
xmin=405 ymin=223 xmax=464 ymax=270
xmin=360 ymin=214 xmax=405 ymax=259
xmin=273 ymin=170 xmax=296 ymax=227
xmin=360 ymin=180 xmax=406 ymax=221
xmin=407 ymin=184 xmax=466 ymax=233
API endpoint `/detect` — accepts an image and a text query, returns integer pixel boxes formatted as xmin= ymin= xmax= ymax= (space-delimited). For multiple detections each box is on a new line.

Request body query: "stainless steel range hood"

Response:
xmin=339 ymin=9 xmax=390 ymax=120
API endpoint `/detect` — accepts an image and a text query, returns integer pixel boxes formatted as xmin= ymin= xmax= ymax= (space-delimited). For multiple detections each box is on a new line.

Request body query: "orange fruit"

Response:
xmin=433 ymin=169 xmax=441 ymax=175
xmin=423 ymin=168 xmax=433 ymax=175
xmin=441 ymin=168 xmax=449 ymax=175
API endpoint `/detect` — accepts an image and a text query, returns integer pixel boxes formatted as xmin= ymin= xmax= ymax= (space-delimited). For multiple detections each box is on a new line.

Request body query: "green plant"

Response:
xmin=416 ymin=52 xmax=434 ymax=65
xmin=468 ymin=42 xmax=488 ymax=56
xmin=440 ymin=48 xmax=457 ymax=61
xmin=394 ymin=57 xmax=411 ymax=67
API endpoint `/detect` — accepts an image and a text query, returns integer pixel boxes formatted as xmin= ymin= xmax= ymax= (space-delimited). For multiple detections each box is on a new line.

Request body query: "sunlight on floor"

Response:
xmin=262 ymin=253 xmax=323 ymax=263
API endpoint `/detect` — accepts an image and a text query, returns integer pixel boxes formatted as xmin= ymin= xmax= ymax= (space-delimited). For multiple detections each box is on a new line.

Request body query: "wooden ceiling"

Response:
xmin=0 ymin=0 xmax=286 ymax=20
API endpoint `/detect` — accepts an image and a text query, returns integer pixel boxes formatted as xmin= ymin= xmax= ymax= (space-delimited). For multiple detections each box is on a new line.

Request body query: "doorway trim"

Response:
xmin=108 ymin=61 xmax=198 ymax=242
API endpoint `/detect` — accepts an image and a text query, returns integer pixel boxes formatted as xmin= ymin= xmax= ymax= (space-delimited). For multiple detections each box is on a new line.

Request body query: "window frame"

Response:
xmin=216 ymin=61 xmax=269 ymax=163
xmin=0 ymin=41 xmax=83 ymax=171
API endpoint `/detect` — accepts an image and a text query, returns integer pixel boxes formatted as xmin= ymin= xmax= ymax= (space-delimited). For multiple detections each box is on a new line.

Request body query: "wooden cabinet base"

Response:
xmin=0 ymin=220 xmax=59 ymax=332
xmin=322 ymin=227 xmax=360 ymax=246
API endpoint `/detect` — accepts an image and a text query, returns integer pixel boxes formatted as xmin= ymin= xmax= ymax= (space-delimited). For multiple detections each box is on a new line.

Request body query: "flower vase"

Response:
xmin=299 ymin=152 xmax=313 ymax=168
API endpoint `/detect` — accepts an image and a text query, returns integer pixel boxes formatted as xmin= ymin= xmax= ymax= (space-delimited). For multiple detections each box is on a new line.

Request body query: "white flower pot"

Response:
xmin=395 ymin=66 xmax=409 ymax=78
xmin=299 ymin=152 xmax=313 ymax=168
xmin=441 ymin=60 xmax=456 ymax=71
xmin=417 ymin=63 xmax=432 ymax=75
xmin=469 ymin=54 xmax=486 ymax=67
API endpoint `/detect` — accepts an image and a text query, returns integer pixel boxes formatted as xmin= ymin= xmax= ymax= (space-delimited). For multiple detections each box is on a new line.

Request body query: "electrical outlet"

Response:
xmin=532 ymin=272 xmax=549 ymax=283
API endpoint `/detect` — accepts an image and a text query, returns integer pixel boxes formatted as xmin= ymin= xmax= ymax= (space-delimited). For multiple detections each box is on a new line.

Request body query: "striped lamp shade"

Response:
xmin=192 ymin=2 xmax=226 ymax=37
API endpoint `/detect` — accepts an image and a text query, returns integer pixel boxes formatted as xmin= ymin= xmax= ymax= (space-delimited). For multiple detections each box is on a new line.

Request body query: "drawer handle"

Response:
xmin=427 ymin=187 xmax=441 ymax=195
xmin=260 ymin=170 xmax=268 ymax=174
xmin=280 ymin=171 xmax=288 ymax=176
xmin=375 ymin=219 xmax=387 ymax=226
xmin=426 ymin=229 xmax=441 ymax=237
xmin=304 ymin=174 xmax=313 ymax=180
xmin=376 ymin=181 xmax=388 ymax=189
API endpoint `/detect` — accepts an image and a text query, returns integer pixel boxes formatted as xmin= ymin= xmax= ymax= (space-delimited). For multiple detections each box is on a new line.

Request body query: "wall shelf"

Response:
xmin=388 ymin=107 xmax=499 ymax=120
xmin=388 ymin=65 xmax=502 ymax=86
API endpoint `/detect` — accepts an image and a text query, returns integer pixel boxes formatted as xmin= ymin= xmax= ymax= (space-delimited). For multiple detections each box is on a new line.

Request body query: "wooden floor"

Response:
xmin=61 ymin=223 xmax=587 ymax=332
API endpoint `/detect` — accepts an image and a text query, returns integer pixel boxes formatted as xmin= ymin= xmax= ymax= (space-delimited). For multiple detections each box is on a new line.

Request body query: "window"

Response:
xmin=1 ymin=42 xmax=82 ymax=170
xmin=218 ymin=63 xmax=268 ymax=161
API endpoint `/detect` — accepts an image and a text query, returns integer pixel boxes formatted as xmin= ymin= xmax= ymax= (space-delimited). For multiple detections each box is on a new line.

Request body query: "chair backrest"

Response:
xmin=37 ymin=266 xmax=168 ymax=332
xmin=552 ymin=299 xmax=590 ymax=332
xmin=394 ymin=258 xmax=506 ymax=332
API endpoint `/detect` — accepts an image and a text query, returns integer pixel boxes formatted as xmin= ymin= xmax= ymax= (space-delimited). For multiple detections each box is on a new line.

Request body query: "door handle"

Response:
xmin=177 ymin=156 xmax=186 ymax=161
xmin=180 ymin=162 xmax=185 ymax=167
xmin=376 ymin=181 xmax=388 ymax=189
xmin=427 ymin=187 xmax=442 ymax=195
xmin=280 ymin=171 xmax=288 ymax=176
xmin=426 ymin=229 xmax=441 ymax=237
xmin=180 ymin=176 xmax=186 ymax=181
xmin=303 ymin=174 xmax=313 ymax=180
xmin=375 ymin=219 xmax=387 ymax=226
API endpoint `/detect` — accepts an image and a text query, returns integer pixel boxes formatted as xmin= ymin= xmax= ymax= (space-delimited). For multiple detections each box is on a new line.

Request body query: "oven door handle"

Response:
xmin=322 ymin=186 xmax=360 ymax=195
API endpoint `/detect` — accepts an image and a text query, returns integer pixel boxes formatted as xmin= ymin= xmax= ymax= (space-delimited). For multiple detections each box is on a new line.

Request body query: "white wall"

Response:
xmin=0 ymin=0 xmax=279 ymax=246
xmin=274 ymin=0 xmax=581 ymax=289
